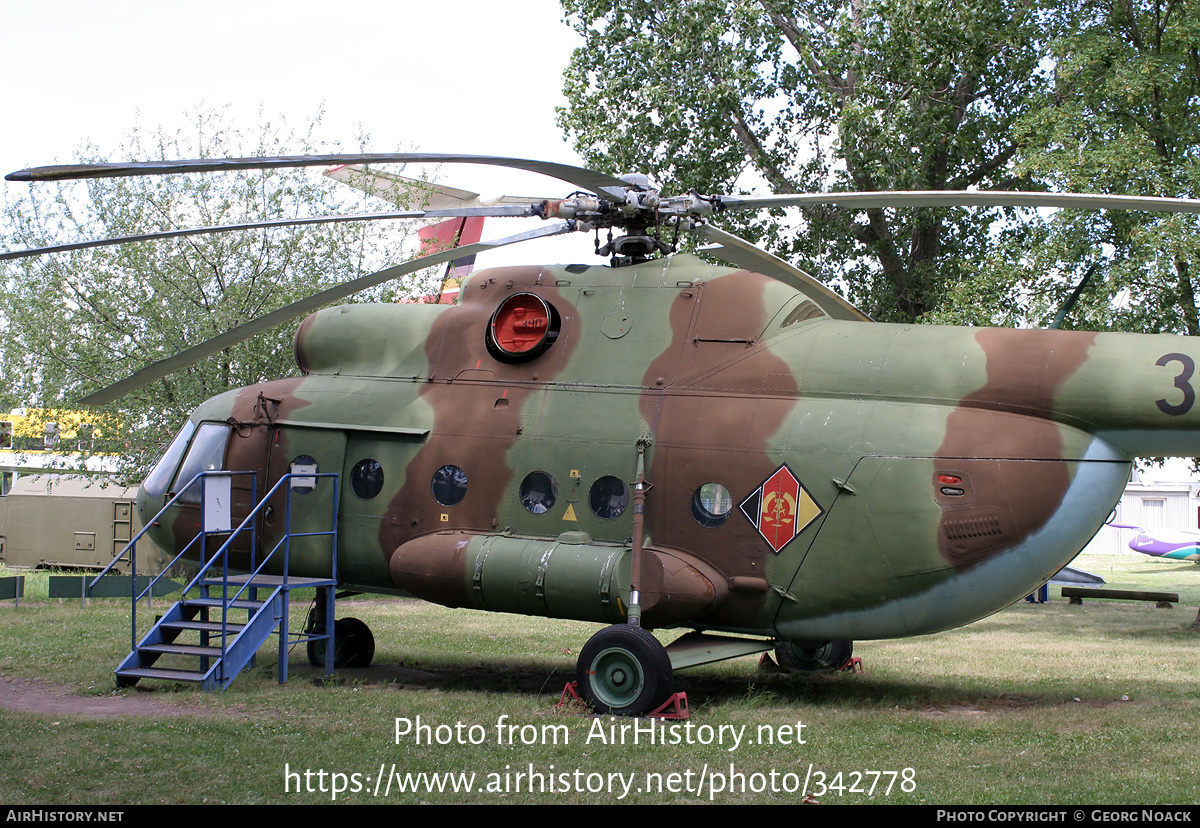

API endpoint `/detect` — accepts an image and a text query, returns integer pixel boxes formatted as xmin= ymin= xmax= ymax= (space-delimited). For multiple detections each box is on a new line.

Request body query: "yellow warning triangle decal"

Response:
xmin=563 ymin=504 xmax=578 ymax=521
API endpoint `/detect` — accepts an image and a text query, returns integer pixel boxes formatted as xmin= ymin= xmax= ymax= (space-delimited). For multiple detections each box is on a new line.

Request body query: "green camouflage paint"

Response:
xmin=140 ymin=254 xmax=1200 ymax=644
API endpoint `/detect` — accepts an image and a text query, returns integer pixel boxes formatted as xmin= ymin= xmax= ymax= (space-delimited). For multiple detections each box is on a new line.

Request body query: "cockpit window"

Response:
xmin=143 ymin=420 xmax=196 ymax=498
xmin=172 ymin=423 xmax=231 ymax=504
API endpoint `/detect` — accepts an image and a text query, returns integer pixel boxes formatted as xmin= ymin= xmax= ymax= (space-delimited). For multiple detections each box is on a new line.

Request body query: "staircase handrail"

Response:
xmin=88 ymin=471 xmax=257 ymax=652
xmin=204 ymin=472 xmax=339 ymax=678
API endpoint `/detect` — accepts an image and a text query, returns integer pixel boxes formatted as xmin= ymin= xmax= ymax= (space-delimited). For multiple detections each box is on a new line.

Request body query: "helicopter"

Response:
xmin=7 ymin=152 xmax=1200 ymax=715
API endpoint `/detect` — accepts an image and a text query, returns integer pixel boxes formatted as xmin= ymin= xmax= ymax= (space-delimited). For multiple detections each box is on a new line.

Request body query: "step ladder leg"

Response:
xmin=279 ymin=593 xmax=289 ymax=685
xmin=323 ymin=586 xmax=335 ymax=676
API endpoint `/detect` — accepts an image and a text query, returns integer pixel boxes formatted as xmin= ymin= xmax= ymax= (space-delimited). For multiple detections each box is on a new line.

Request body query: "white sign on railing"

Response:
xmin=203 ymin=475 xmax=232 ymax=533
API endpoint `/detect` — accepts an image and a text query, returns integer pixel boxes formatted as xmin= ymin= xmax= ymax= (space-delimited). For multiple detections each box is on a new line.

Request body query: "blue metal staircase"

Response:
xmin=91 ymin=471 xmax=339 ymax=691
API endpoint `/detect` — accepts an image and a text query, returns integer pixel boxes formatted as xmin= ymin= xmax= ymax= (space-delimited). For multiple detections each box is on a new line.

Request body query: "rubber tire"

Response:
xmin=577 ymin=625 xmax=673 ymax=716
xmin=335 ymin=617 xmax=376 ymax=668
xmin=775 ymin=639 xmax=853 ymax=673
xmin=307 ymin=617 xmax=376 ymax=669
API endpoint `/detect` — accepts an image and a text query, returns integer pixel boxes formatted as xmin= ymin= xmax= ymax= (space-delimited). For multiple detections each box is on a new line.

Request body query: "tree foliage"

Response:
xmin=0 ymin=110 xmax=416 ymax=478
xmin=1015 ymin=0 xmax=1200 ymax=335
xmin=558 ymin=0 xmax=1200 ymax=332
xmin=558 ymin=0 xmax=1052 ymax=321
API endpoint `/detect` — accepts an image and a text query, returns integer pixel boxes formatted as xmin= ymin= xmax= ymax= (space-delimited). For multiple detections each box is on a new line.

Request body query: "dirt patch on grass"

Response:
xmin=0 ymin=675 xmax=207 ymax=718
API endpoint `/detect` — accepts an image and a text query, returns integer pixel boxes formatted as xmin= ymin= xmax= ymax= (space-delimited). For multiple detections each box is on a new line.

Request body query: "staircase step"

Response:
xmin=139 ymin=643 xmax=224 ymax=658
xmin=161 ymin=620 xmax=247 ymax=634
xmin=184 ymin=597 xmax=267 ymax=611
xmin=117 ymin=666 xmax=209 ymax=682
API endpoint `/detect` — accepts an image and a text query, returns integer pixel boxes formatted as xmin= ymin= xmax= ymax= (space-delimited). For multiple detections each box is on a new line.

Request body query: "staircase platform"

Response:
xmin=206 ymin=575 xmax=337 ymax=588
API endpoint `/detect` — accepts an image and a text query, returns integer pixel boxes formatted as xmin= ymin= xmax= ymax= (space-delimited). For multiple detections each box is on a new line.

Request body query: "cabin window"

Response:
xmin=351 ymin=459 xmax=385 ymax=500
xmin=143 ymin=420 xmax=196 ymax=498
xmin=589 ymin=475 xmax=628 ymax=519
xmin=172 ymin=423 xmax=231 ymax=504
xmin=430 ymin=464 xmax=467 ymax=506
xmin=290 ymin=455 xmax=318 ymax=495
xmin=691 ymin=482 xmax=732 ymax=528
xmin=520 ymin=471 xmax=558 ymax=514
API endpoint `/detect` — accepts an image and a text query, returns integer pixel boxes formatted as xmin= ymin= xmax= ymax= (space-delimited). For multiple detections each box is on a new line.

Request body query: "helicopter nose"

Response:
xmin=135 ymin=483 xmax=165 ymax=532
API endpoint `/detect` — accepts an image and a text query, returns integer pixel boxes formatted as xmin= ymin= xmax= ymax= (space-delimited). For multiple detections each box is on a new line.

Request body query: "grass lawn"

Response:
xmin=0 ymin=550 xmax=1196 ymax=805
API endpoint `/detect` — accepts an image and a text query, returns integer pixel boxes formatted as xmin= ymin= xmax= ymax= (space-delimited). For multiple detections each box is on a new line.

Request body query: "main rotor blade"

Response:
xmin=690 ymin=223 xmax=872 ymax=322
xmin=77 ymin=219 xmax=576 ymax=406
xmin=7 ymin=153 xmax=631 ymax=199
xmin=0 ymin=205 xmax=537 ymax=261
xmin=720 ymin=190 xmax=1200 ymax=215
xmin=324 ymin=164 xmax=546 ymax=210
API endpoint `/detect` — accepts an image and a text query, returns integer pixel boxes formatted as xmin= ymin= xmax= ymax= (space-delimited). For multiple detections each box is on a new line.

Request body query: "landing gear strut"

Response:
xmin=576 ymin=624 xmax=673 ymax=716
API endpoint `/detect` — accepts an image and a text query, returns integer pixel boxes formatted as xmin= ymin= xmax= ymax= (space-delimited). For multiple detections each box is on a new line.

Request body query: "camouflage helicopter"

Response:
xmin=7 ymin=153 xmax=1200 ymax=715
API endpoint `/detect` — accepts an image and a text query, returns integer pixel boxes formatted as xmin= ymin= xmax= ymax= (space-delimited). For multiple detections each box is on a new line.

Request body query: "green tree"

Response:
xmin=0 ymin=110 xmax=415 ymax=478
xmin=558 ymin=0 xmax=1052 ymax=321
xmin=1014 ymin=0 xmax=1200 ymax=335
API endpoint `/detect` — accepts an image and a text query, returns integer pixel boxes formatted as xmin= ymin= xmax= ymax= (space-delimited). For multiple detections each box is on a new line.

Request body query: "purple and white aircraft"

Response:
xmin=1108 ymin=524 xmax=1200 ymax=562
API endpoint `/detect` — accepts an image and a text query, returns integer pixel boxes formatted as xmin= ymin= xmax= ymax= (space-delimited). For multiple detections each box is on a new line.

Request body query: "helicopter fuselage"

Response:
xmin=139 ymin=254 xmax=1200 ymax=646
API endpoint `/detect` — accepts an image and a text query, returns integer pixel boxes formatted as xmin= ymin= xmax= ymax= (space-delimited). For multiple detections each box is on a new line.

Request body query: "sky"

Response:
xmin=0 ymin=0 xmax=597 ymax=266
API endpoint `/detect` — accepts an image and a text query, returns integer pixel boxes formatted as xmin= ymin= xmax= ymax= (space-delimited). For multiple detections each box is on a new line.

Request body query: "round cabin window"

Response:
xmin=589 ymin=475 xmax=629 ymax=519
xmin=431 ymin=464 xmax=468 ymax=506
xmin=691 ymin=482 xmax=733 ymax=528
xmin=350 ymin=459 xmax=385 ymax=500
xmin=519 ymin=471 xmax=558 ymax=514
xmin=290 ymin=455 xmax=318 ymax=495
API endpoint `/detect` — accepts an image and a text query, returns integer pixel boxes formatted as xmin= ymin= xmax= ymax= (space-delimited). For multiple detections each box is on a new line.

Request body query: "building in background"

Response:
xmin=1081 ymin=462 xmax=1200 ymax=556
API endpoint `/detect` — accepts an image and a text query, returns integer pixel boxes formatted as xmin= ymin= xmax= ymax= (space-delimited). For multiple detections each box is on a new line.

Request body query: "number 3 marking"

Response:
xmin=1156 ymin=353 xmax=1196 ymax=416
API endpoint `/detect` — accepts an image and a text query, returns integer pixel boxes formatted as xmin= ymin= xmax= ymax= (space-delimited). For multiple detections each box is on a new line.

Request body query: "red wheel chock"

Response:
xmin=557 ymin=681 xmax=690 ymax=719
xmin=557 ymin=680 xmax=584 ymax=709
xmin=648 ymin=692 xmax=689 ymax=719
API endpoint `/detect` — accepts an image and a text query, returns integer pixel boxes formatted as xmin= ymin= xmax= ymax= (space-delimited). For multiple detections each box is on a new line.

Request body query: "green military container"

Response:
xmin=0 ymin=474 xmax=168 ymax=574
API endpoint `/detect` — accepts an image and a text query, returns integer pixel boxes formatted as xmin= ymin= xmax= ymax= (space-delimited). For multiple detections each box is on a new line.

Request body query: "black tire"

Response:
xmin=336 ymin=617 xmax=376 ymax=668
xmin=307 ymin=617 xmax=376 ymax=669
xmin=775 ymin=639 xmax=853 ymax=673
xmin=577 ymin=625 xmax=673 ymax=716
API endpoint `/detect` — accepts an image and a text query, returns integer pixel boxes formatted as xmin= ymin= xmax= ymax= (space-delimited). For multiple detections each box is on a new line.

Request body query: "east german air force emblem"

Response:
xmin=739 ymin=464 xmax=823 ymax=554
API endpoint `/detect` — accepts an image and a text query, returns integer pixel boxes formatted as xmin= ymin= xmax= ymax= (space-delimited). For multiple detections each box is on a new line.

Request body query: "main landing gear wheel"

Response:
xmin=775 ymin=640 xmax=853 ymax=673
xmin=577 ymin=625 xmax=673 ymax=717
xmin=307 ymin=617 xmax=376 ymax=669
